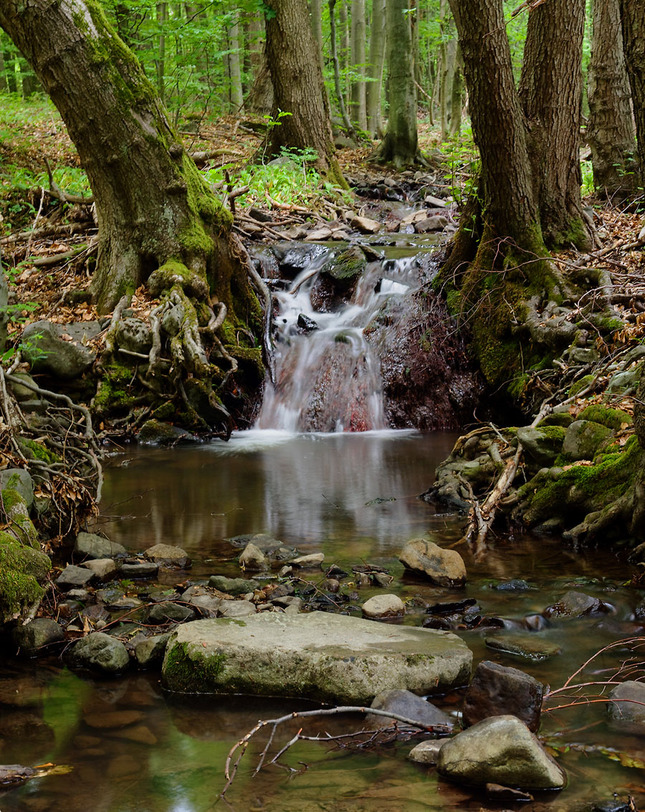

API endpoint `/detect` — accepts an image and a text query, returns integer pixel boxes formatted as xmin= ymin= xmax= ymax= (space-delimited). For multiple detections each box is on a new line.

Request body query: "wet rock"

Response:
xmin=80 ymin=558 xmax=119 ymax=580
xmin=462 ymin=660 xmax=545 ymax=732
xmin=75 ymin=532 xmax=127 ymax=560
xmin=114 ymin=317 xmax=152 ymax=355
xmin=271 ymin=596 xmax=302 ymax=613
xmin=408 ymin=739 xmax=444 ymax=764
xmin=291 ymin=553 xmax=325 ymax=568
xmin=516 ymin=426 xmax=565 ymax=467
xmin=56 ymin=564 xmax=95 ymax=590
xmin=186 ymin=593 xmax=223 ymax=617
xmin=148 ymin=601 xmax=196 ymax=624
xmin=138 ymin=419 xmax=199 ymax=446
xmin=84 ymin=710 xmax=144 ymax=729
xmin=144 ymin=543 xmax=191 ymax=568
xmin=208 ymin=575 xmax=259 ymax=595
xmin=135 ymin=633 xmax=170 ymax=667
xmin=321 ymin=245 xmax=367 ymax=289
xmin=0 ymin=468 xmax=34 ymax=510
xmin=361 ymin=594 xmax=405 ymax=619
xmin=543 ymin=590 xmax=612 ymax=619
xmin=367 ymin=688 xmax=453 ymax=730
xmin=399 ymin=538 xmax=466 ymax=587
xmin=239 ymin=542 xmax=267 ymax=571
xmin=485 ymin=633 xmax=562 ymax=662
xmin=66 ymin=632 xmax=130 ymax=674
xmin=218 ymin=599 xmax=257 ymax=618
xmin=120 ymin=561 xmax=159 ymax=579
xmin=523 ymin=614 xmax=549 ymax=631
xmin=607 ymin=681 xmax=645 ymax=734
xmin=162 ymin=612 xmax=472 ymax=703
xmin=22 ymin=320 xmax=96 ymax=379
xmin=12 ymin=618 xmax=65 ymax=654
xmin=437 ymin=715 xmax=567 ymax=790
xmin=494 ymin=579 xmax=532 ymax=592
xmin=350 ymin=214 xmax=381 ymax=234
xmin=228 ymin=533 xmax=284 ymax=553
xmin=414 ymin=215 xmax=448 ymax=233
xmin=304 ymin=226 xmax=333 ymax=241
xmin=297 ymin=313 xmax=319 ymax=332
xmin=562 ymin=420 xmax=613 ymax=461
xmin=372 ymin=572 xmax=394 ymax=588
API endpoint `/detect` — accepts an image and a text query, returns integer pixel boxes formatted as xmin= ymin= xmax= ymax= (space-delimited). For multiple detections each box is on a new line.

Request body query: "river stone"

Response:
xmin=562 ymin=420 xmax=613 ymax=461
xmin=144 ymin=543 xmax=191 ymax=568
xmin=516 ymin=426 xmax=565 ymax=467
xmin=350 ymin=214 xmax=380 ymax=234
xmin=228 ymin=533 xmax=284 ymax=553
xmin=22 ymin=320 xmax=96 ymax=379
xmin=120 ymin=561 xmax=159 ymax=578
xmin=138 ymin=419 xmax=198 ymax=446
xmin=462 ymin=660 xmax=544 ymax=732
xmin=607 ymin=681 xmax=645 ymax=734
xmin=543 ymin=590 xmax=611 ymax=618
xmin=135 ymin=633 xmax=170 ymax=667
xmin=437 ymin=715 xmax=567 ymax=790
xmin=80 ymin=558 xmax=119 ymax=580
xmin=148 ymin=601 xmax=196 ymax=624
xmin=485 ymin=633 xmax=562 ymax=662
xmin=187 ymin=593 xmax=223 ymax=617
xmin=361 ymin=594 xmax=405 ymax=619
xmin=239 ymin=542 xmax=267 ymax=570
xmin=218 ymin=599 xmax=257 ymax=618
xmin=162 ymin=612 xmax=472 ymax=703
xmin=366 ymin=689 xmax=453 ymax=730
xmin=12 ymin=618 xmax=65 ymax=654
xmin=0 ymin=469 xmax=34 ymax=510
xmin=66 ymin=632 xmax=130 ymax=674
xmin=291 ymin=553 xmax=325 ymax=568
xmin=208 ymin=575 xmax=260 ymax=595
xmin=56 ymin=564 xmax=95 ymax=590
xmin=399 ymin=539 xmax=466 ymax=587
xmin=408 ymin=739 xmax=444 ymax=764
xmin=75 ymin=532 xmax=127 ymax=560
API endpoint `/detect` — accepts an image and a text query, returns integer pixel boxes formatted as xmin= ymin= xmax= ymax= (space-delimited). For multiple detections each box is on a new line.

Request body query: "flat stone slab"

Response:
xmin=162 ymin=612 xmax=472 ymax=704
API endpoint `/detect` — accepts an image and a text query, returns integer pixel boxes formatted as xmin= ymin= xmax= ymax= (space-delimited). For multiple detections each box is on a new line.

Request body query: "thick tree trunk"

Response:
xmin=373 ymin=0 xmax=423 ymax=167
xmin=350 ymin=0 xmax=367 ymax=129
xmin=0 ymin=0 xmax=258 ymax=322
xmin=309 ymin=0 xmax=325 ymax=76
xmin=588 ymin=0 xmax=636 ymax=198
xmin=518 ymin=0 xmax=590 ymax=249
xmin=366 ymin=0 xmax=386 ymax=137
xmin=265 ymin=0 xmax=346 ymax=186
xmin=620 ymin=0 xmax=645 ymax=188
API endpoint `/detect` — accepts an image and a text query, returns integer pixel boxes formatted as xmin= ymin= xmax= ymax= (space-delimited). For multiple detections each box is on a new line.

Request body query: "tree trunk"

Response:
xmin=373 ymin=0 xmax=424 ymax=167
xmin=366 ymin=0 xmax=386 ymax=138
xmin=309 ymin=0 xmax=325 ymax=76
xmin=227 ymin=17 xmax=244 ymax=112
xmin=155 ymin=2 xmax=167 ymax=101
xmin=588 ymin=0 xmax=636 ymax=198
xmin=265 ymin=0 xmax=346 ymax=186
xmin=518 ymin=0 xmax=590 ymax=249
xmin=339 ymin=0 xmax=350 ymax=100
xmin=2 ymin=46 xmax=16 ymax=93
xmin=246 ymin=47 xmax=274 ymax=115
xmin=329 ymin=0 xmax=356 ymax=135
xmin=620 ymin=0 xmax=645 ymax=188
xmin=350 ymin=0 xmax=367 ymax=129
xmin=448 ymin=46 xmax=463 ymax=137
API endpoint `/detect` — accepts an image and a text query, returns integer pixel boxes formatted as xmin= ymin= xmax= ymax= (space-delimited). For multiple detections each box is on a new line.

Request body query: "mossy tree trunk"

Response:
xmin=620 ymin=0 xmax=645 ymax=188
xmin=518 ymin=0 xmax=590 ymax=250
xmin=264 ymin=0 xmax=347 ymax=187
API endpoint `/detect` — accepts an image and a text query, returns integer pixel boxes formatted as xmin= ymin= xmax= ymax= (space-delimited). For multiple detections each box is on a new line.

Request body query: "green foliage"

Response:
xmin=439 ymin=125 xmax=480 ymax=206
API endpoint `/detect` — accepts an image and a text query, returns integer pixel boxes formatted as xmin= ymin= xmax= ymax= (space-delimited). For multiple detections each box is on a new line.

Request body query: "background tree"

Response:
xmin=350 ymin=0 xmax=367 ymax=129
xmin=620 ymin=0 xmax=645 ymax=189
xmin=366 ymin=0 xmax=386 ymax=137
xmin=588 ymin=0 xmax=636 ymax=198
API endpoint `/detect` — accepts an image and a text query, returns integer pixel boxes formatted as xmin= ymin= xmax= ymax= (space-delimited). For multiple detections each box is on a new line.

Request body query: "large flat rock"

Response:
xmin=162 ymin=612 xmax=472 ymax=704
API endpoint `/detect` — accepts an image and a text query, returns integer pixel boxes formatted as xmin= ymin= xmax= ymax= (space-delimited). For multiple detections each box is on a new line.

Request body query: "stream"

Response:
xmin=2 ymin=240 xmax=644 ymax=811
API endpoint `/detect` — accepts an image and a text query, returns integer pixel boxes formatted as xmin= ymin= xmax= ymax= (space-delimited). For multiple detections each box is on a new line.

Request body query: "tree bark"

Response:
xmin=227 ymin=17 xmax=244 ymax=112
xmin=373 ymin=0 xmax=423 ymax=167
xmin=588 ymin=0 xmax=636 ymax=198
xmin=518 ymin=0 xmax=590 ymax=249
xmin=309 ymin=0 xmax=325 ymax=76
xmin=350 ymin=0 xmax=367 ymax=129
xmin=265 ymin=0 xmax=346 ymax=185
xmin=620 ymin=0 xmax=645 ymax=188
xmin=366 ymin=0 xmax=386 ymax=137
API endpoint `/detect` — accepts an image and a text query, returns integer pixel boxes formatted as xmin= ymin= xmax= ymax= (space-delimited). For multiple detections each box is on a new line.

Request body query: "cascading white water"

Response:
xmin=256 ymin=247 xmax=418 ymax=432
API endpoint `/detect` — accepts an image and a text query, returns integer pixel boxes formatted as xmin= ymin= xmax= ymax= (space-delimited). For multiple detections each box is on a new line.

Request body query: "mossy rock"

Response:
xmin=538 ymin=412 xmax=573 ymax=429
xmin=321 ymin=245 xmax=366 ymax=288
xmin=568 ymin=374 xmax=595 ymax=397
xmin=562 ymin=420 xmax=613 ymax=462
xmin=0 ymin=488 xmax=39 ymax=548
xmin=0 ymin=533 xmax=51 ymax=625
xmin=577 ymin=405 xmax=632 ymax=431
xmin=93 ymin=362 xmax=141 ymax=414
xmin=516 ymin=426 xmax=565 ymax=467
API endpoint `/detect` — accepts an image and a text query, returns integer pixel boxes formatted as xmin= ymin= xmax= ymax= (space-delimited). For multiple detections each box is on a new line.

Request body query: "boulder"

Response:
xmin=138 ymin=420 xmax=198 ymax=446
xmin=361 ymin=594 xmax=405 ymax=619
xmin=56 ymin=564 xmax=95 ymax=590
xmin=543 ymin=590 xmax=611 ymax=619
xmin=66 ymin=632 xmax=130 ymax=674
xmin=516 ymin=426 xmax=565 ymax=467
xmin=462 ymin=660 xmax=544 ymax=732
xmin=0 ymin=469 xmax=34 ymax=510
xmin=162 ymin=612 xmax=472 ymax=703
xmin=22 ymin=320 xmax=95 ymax=379
xmin=144 ymin=543 xmax=191 ymax=568
xmin=485 ymin=633 xmax=562 ymax=662
xmin=367 ymin=688 xmax=453 ymax=730
xmin=607 ymin=681 xmax=645 ymax=734
xmin=562 ymin=420 xmax=612 ymax=461
xmin=114 ymin=317 xmax=152 ymax=355
xmin=135 ymin=633 xmax=170 ymax=667
xmin=350 ymin=214 xmax=381 ymax=234
xmin=12 ymin=618 xmax=65 ymax=654
xmin=80 ymin=558 xmax=119 ymax=580
xmin=148 ymin=602 xmax=196 ymax=624
xmin=437 ymin=715 xmax=567 ymax=790
xmin=399 ymin=539 xmax=466 ymax=587
xmin=75 ymin=532 xmax=126 ymax=560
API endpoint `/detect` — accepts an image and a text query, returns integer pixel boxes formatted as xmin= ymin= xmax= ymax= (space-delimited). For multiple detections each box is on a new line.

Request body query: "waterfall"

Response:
xmin=256 ymin=246 xmax=418 ymax=433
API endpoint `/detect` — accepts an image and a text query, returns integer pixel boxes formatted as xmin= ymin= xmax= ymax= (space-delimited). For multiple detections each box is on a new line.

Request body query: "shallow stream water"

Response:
xmin=1 ymin=431 xmax=644 ymax=811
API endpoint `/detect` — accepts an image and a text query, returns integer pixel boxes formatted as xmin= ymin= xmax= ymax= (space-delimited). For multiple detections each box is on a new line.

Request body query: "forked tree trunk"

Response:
xmin=265 ymin=0 xmax=346 ymax=186
xmin=588 ymin=0 xmax=636 ymax=198
xmin=0 ymin=0 xmax=258 ymax=323
xmin=620 ymin=0 xmax=645 ymax=188
xmin=519 ymin=0 xmax=590 ymax=249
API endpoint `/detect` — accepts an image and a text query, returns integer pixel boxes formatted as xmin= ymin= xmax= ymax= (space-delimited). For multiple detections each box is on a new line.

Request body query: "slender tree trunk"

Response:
xmin=0 ymin=48 xmax=7 ymax=92
xmin=3 ymin=47 xmax=16 ymax=93
xmin=518 ymin=0 xmax=590 ymax=249
xmin=155 ymin=2 xmax=167 ymax=101
xmin=449 ymin=46 xmax=464 ymax=136
xmin=329 ymin=0 xmax=355 ymax=135
xmin=619 ymin=0 xmax=645 ymax=188
xmin=265 ymin=0 xmax=346 ymax=185
xmin=588 ymin=0 xmax=636 ymax=198
xmin=366 ymin=0 xmax=386 ymax=137
xmin=350 ymin=0 xmax=367 ymax=129
xmin=228 ymin=17 xmax=244 ymax=112
xmin=373 ymin=0 xmax=423 ymax=167
xmin=309 ymin=0 xmax=325 ymax=76
xmin=339 ymin=0 xmax=350 ymax=100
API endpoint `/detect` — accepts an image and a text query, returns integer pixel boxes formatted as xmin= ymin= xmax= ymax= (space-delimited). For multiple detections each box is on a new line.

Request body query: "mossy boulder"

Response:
xmin=0 ymin=469 xmax=34 ymax=510
xmin=22 ymin=320 xmax=95 ymax=380
xmin=0 ymin=487 xmax=39 ymax=548
xmin=0 ymin=531 xmax=51 ymax=626
xmin=577 ymin=405 xmax=632 ymax=431
xmin=321 ymin=245 xmax=366 ymax=287
xmin=562 ymin=420 xmax=613 ymax=462
xmin=516 ymin=425 xmax=565 ymax=467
